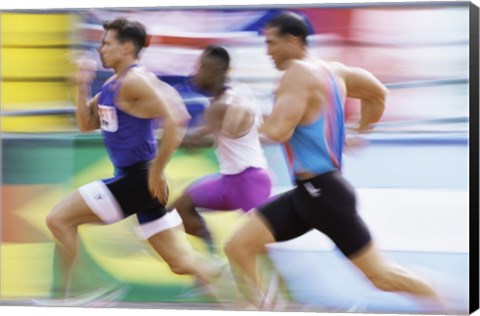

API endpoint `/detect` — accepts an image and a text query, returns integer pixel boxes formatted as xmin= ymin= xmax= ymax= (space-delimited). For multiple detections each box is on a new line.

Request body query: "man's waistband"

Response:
xmin=115 ymin=160 xmax=151 ymax=175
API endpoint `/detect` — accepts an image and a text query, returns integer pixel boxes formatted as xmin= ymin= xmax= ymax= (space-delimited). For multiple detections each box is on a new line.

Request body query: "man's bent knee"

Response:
xmin=224 ymin=234 xmax=254 ymax=263
xmin=225 ymin=212 xmax=274 ymax=259
xmin=167 ymin=258 xmax=193 ymax=276
xmin=223 ymin=238 xmax=240 ymax=260
xmin=46 ymin=206 xmax=67 ymax=235
xmin=183 ymin=217 xmax=206 ymax=237
xmin=172 ymin=193 xmax=195 ymax=214
xmin=45 ymin=212 xmax=58 ymax=234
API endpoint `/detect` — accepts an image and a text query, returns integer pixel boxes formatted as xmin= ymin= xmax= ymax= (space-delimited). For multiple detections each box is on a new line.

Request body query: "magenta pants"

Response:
xmin=187 ymin=167 xmax=272 ymax=212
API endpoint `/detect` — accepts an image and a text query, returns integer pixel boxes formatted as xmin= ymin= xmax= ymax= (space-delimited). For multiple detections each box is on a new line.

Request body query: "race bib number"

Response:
xmin=98 ymin=104 xmax=118 ymax=132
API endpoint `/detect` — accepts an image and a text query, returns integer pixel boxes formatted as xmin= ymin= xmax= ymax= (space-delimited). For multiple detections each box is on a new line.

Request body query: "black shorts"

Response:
xmin=104 ymin=161 xmax=167 ymax=224
xmin=258 ymin=170 xmax=371 ymax=257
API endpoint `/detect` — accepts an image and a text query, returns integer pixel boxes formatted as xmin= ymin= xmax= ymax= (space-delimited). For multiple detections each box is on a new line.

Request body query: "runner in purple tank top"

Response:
xmin=169 ymin=45 xmax=272 ymax=254
xmin=44 ymin=18 xmax=224 ymax=303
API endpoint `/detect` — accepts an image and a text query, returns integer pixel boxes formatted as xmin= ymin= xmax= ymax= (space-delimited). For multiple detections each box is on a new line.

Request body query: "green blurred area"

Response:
xmin=2 ymin=133 xmax=106 ymax=184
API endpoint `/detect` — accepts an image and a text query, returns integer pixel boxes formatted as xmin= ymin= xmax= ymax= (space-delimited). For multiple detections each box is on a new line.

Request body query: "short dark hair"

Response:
xmin=103 ymin=17 xmax=148 ymax=57
xmin=266 ymin=12 xmax=309 ymax=44
xmin=203 ymin=45 xmax=230 ymax=72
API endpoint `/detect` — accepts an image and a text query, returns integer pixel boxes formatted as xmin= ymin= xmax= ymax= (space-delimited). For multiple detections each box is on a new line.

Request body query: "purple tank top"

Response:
xmin=97 ymin=64 xmax=157 ymax=168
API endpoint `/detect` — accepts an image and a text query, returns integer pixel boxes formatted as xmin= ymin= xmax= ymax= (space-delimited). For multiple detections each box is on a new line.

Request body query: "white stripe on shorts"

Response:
xmin=140 ymin=209 xmax=183 ymax=239
xmin=78 ymin=180 xmax=124 ymax=224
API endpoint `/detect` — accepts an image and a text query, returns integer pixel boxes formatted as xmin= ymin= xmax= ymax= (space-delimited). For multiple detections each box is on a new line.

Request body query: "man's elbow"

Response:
xmin=377 ymin=89 xmax=387 ymax=114
xmin=172 ymin=107 xmax=192 ymax=128
xmin=378 ymin=84 xmax=389 ymax=104
xmin=369 ymin=86 xmax=388 ymax=113
xmin=374 ymin=94 xmax=386 ymax=111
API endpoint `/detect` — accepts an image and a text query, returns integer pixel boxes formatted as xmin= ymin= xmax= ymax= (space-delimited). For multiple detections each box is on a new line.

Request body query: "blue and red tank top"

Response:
xmin=283 ymin=68 xmax=345 ymax=178
xmin=97 ymin=64 xmax=157 ymax=169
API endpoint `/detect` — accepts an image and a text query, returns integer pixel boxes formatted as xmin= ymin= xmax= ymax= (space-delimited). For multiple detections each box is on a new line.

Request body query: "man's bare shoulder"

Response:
xmin=289 ymin=59 xmax=340 ymax=77
xmin=287 ymin=59 xmax=315 ymax=74
xmin=116 ymin=68 xmax=159 ymax=103
xmin=130 ymin=68 xmax=178 ymax=93
xmin=326 ymin=61 xmax=347 ymax=70
xmin=122 ymin=67 xmax=152 ymax=87
xmin=327 ymin=60 xmax=345 ymax=72
xmin=280 ymin=60 xmax=316 ymax=87
xmin=327 ymin=61 xmax=376 ymax=80
xmin=122 ymin=68 xmax=173 ymax=95
xmin=282 ymin=59 xmax=334 ymax=89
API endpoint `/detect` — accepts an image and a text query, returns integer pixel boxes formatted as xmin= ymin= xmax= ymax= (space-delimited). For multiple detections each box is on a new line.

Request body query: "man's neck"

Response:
xmin=113 ymin=58 xmax=137 ymax=76
xmin=279 ymin=50 xmax=308 ymax=70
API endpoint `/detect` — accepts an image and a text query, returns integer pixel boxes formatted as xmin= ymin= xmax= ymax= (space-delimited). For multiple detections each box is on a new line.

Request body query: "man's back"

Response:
xmin=212 ymin=83 xmax=268 ymax=175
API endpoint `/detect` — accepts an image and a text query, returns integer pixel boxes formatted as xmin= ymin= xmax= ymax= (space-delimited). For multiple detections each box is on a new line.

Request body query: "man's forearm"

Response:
xmin=358 ymin=98 xmax=385 ymax=133
xmin=152 ymin=117 xmax=182 ymax=171
xmin=181 ymin=126 xmax=214 ymax=148
xmin=75 ymin=85 xmax=98 ymax=131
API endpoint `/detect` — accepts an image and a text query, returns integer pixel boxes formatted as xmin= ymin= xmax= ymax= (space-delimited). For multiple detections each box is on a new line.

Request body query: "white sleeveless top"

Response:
xmin=214 ymin=82 xmax=268 ymax=175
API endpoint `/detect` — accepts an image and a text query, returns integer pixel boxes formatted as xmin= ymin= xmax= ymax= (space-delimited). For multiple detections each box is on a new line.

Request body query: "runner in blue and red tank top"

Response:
xmin=45 ymin=17 xmax=222 ymax=303
xmin=224 ymin=12 xmax=445 ymax=311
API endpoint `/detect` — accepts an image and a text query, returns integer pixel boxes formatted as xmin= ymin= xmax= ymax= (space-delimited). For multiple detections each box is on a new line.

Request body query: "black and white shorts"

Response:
xmin=258 ymin=170 xmax=371 ymax=257
xmin=78 ymin=161 xmax=182 ymax=239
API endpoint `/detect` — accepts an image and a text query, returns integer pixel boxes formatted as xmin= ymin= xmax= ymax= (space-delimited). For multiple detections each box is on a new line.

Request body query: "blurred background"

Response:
xmin=0 ymin=2 xmax=471 ymax=313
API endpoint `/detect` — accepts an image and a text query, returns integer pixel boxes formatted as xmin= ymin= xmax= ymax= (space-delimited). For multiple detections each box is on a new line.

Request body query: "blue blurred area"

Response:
xmin=343 ymin=136 xmax=468 ymax=190
xmin=269 ymin=248 xmax=468 ymax=313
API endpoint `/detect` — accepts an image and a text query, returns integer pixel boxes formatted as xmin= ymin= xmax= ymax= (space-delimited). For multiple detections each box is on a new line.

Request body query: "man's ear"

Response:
xmin=123 ymin=41 xmax=135 ymax=56
xmin=286 ymin=34 xmax=301 ymax=48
